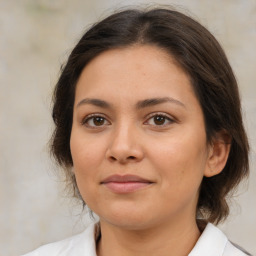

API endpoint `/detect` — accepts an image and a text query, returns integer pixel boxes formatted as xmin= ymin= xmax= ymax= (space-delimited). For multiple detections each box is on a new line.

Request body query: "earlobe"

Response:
xmin=204 ymin=131 xmax=231 ymax=177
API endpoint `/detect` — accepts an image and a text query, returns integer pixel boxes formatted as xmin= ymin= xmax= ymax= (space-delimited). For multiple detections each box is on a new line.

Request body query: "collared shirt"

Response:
xmin=22 ymin=222 xmax=250 ymax=256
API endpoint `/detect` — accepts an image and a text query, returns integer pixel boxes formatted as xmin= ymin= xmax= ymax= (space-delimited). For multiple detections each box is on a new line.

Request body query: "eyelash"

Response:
xmin=144 ymin=112 xmax=175 ymax=127
xmin=81 ymin=113 xmax=110 ymax=128
xmin=81 ymin=112 xmax=175 ymax=129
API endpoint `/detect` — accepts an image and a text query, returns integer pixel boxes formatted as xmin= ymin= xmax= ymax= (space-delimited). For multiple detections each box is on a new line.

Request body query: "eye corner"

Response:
xmin=144 ymin=112 xmax=176 ymax=127
xmin=81 ymin=113 xmax=111 ymax=129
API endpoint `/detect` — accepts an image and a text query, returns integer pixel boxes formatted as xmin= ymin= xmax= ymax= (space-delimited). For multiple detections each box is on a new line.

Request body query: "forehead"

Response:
xmin=75 ymin=45 xmax=196 ymax=107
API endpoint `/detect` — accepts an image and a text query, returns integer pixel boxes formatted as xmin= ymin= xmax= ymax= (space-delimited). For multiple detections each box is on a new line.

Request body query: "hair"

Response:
xmin=51 ymin=6 xmax=249 ymax=224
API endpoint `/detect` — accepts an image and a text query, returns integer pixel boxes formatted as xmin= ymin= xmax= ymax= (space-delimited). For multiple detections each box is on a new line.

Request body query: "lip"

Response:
xmin=101 ymin=174 xmax=154 ymax=194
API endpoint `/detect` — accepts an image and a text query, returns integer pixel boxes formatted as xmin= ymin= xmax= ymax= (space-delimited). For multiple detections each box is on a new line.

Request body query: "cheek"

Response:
xmin=70 ymin=131 xmax=105 ymax=197
xmin=150 ymin=133 xmax=208 ymax=188
xmin=70 ymin=140 xmax=101 ymax=206
xmin=70 ymin=130 xmax=105 ymax=169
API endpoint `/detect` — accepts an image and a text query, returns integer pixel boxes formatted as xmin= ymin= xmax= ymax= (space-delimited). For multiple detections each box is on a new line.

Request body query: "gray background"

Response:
xmin=0 ymin=0 xmax=255 ymax=255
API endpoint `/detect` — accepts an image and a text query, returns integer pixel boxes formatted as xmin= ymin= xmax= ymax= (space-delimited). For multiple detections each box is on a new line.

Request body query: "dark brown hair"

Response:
xmin=51 ymin=7 xmax=249 ymax=224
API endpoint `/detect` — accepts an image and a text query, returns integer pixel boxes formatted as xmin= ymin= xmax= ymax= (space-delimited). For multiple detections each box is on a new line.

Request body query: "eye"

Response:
xmin=82 ymin=114 xmax=110 ymax=128
xmin=145 ymin=113 xmax=174 ymax=126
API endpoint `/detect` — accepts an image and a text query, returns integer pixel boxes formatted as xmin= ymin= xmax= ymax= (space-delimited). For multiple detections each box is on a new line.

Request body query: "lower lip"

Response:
xmin=102 ymin=182 xmax=152 ymax=193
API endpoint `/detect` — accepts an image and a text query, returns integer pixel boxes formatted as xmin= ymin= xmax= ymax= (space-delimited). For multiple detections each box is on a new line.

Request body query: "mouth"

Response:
xmin=100 ymin=174 xmax=154 ymax=194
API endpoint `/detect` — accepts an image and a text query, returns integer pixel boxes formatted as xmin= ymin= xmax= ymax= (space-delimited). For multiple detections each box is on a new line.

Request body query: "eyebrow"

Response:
xmin=136 ymin=97 xmax=186 ymax=109
xmin=76 ymin=97 xmax=185 ymax=109
xmin=76 ymin=98 xmax=112 ymax=109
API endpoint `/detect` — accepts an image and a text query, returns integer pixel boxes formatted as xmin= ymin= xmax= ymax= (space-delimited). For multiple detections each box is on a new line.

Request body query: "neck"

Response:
xmin=97 ymin=218 xmax=201 ymax=256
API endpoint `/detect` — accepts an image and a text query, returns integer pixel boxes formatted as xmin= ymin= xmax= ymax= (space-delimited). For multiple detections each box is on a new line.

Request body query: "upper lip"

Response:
xmin=101 ymin=174 xmax=153 ymax=183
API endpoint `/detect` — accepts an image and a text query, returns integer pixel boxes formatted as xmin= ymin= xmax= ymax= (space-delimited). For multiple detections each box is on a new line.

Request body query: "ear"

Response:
xmin=204 ymin=130 xmax=231 ymax=177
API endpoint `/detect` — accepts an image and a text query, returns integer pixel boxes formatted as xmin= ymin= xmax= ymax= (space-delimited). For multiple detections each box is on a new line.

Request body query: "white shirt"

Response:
xmin=22 ymin=222 xmax=250 ymax=256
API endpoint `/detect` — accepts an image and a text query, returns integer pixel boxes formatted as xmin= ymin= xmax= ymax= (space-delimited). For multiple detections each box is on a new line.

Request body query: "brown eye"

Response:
xmin=93 ymin=116 xmax=105 ymax=126
xmin=82 ymin=115 xmax=110 ymax=128
xmin=153 ymin=115 xmax=166 ymax=125
xmin=145 ymin=114 xmax=174 ymax=126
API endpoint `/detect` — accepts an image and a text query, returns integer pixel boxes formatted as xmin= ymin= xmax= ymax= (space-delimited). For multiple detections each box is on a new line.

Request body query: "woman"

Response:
xmin=23 ymin=7 xmax=251 ymax=256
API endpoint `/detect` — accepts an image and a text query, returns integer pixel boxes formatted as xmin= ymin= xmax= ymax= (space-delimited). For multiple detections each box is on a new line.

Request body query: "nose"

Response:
xmin=105 ymin=124 xmax=144 ymax=164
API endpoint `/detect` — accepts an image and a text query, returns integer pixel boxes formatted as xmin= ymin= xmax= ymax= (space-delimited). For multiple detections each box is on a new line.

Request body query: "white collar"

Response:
xmin=189 ymin=222 xmax=228 ymax=256
xmin=24 ymin=221 xmax=250 ymax=256
xmin=37 ymin=222 xmax=244 ymax=256
xmin=83 ymin=222 xmax=229 ymax=256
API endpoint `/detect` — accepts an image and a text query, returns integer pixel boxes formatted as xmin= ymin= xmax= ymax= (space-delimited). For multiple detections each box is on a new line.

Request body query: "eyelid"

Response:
xmin=144 ymin=112 xmax=175 ymax=126
xmin=80 ymin=112 xmax=176 ymax=128
xmin=81 ymin=113 xmax=111 ymax=127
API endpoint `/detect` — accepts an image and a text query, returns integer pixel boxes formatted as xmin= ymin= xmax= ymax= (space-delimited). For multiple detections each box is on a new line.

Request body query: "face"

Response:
xmin=70 ymin=45 xmax=212 ymax=230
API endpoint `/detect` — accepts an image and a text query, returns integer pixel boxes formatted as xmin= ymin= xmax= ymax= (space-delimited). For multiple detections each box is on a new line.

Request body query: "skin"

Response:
xmin=70 ymin=45 xmax=230 ymax=256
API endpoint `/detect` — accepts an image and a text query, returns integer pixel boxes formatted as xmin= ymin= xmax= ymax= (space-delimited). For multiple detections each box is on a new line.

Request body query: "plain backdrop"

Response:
xmin=0 ymin=0 xmax=255 ymax=255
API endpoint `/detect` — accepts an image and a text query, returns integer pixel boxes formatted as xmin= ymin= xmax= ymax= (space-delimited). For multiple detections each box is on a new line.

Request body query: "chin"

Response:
xmin=103 ymin=218 xmax=152 ymax=231
xmin=98 ymin=208 xmax=159 ymax=231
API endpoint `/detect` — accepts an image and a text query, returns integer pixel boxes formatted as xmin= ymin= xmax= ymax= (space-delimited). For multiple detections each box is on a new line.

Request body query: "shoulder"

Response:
xmin=189 ymin=223 xmax=251 ymax=256
xmin=21 ymin=222 xmax=98 ymax=256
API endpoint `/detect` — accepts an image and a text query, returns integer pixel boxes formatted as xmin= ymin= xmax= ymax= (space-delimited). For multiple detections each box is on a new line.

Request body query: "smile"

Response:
xmin=100 ymin=174 xmax=154 ymax=194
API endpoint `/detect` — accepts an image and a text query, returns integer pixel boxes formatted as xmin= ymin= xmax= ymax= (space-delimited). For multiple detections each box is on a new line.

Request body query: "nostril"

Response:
xmin=109 ymin=155 xmax=136 ymax=161
xmin=110 ymin=156 xmax=116 ymax=161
